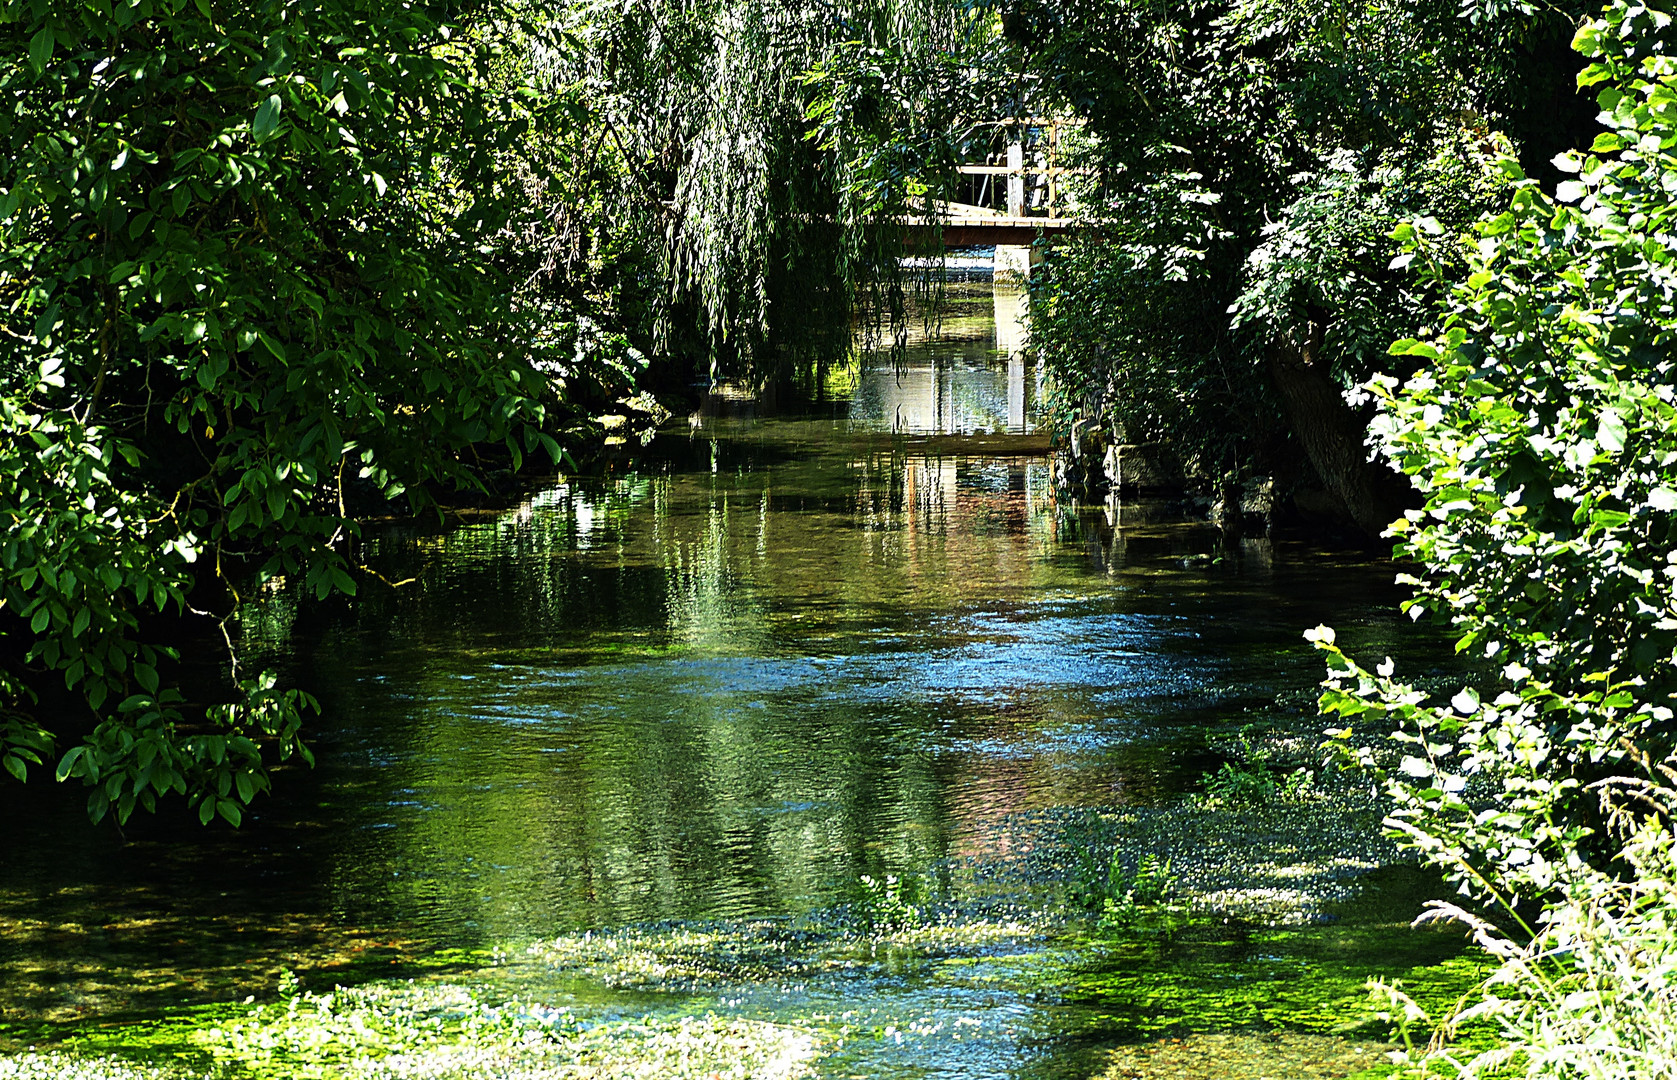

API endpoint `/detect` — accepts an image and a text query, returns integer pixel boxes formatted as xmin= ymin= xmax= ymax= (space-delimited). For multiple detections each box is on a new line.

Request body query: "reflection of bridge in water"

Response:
xmin=851 ymin=301 xmax=1038 ymax=438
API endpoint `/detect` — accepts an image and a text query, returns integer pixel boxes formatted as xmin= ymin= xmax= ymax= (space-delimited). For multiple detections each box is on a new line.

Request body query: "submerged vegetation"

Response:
xmin=4 ymin=981 xmax=822 ymax=1079
xmin=0 ymin=864 xmax=1478 ymax=1080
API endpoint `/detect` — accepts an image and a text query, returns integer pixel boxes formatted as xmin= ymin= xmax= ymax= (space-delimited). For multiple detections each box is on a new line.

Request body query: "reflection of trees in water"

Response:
xmin=295 ymin=451 xmax=1066 ymax=937
xmin=850 ymin=350 xmax=1030 ymax=435
xmin=1 ymin=427 xmax=1432 ymax=1021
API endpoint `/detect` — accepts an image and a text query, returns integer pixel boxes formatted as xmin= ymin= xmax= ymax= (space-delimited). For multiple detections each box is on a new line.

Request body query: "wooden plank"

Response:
xmin=907 ymin=221 xmax=1074 ymax=246
xmin=955 ymin=165 xmax=1097 ymax=176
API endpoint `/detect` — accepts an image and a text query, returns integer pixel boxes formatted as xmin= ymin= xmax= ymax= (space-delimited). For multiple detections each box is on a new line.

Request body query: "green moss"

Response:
xmin=1057 ymin=920 xmax=1491 ymax=1042
xmin=11 ymin=983 xmax=820 ymax=1080
xmin=1084 ymin=1030 xmax=1398 ymax=1080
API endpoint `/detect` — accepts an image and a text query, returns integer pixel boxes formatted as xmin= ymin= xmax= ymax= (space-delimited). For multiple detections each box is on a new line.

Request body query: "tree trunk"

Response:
xmin=1266 ymin=321 xmax=1408 ymax=538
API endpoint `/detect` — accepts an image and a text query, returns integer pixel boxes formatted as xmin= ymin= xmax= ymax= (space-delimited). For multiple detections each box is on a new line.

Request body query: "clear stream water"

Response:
xmin=0 ymin=293 xmax=1472 ymax=1078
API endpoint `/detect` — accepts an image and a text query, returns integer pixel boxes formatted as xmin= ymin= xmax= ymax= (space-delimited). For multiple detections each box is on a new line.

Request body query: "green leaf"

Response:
xmin=257 ymin=332 xmax=288 ymax=362
xmin=28 ymin=27 xmax=54 ymax=74
xmin=1598 ymin=409 xmax=1627 ymax=453
xmin=253 ymin=94 xmax=283 ymax=144
xmin=55 ymin=745 xmax=85 ymax=781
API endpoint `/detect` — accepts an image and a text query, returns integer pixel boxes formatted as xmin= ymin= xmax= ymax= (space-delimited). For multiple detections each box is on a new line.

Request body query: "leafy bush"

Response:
xmin=1315 ymin=1 xmax=1677 ymax=1074
xmin=0 ymin=0 xmax=620 ymax=822
xmin=1373 ymin=764 xmax=1677 ymax=1079
xmin=1020 ymin=0 xmax=1570 ymax=529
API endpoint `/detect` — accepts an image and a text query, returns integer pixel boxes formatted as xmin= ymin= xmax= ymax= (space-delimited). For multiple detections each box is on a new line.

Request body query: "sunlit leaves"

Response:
xmin=0 ymin=0 xmax=606 ymax=823
xmin=1321 ymin=0 xmax=1677 ymax=912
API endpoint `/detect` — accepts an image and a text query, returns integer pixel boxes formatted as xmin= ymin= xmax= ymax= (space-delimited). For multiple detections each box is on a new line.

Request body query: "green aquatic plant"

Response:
xmin=1069 ymin=841 xmax=1180 ymax=928
xmin=1065 ymin=921 xmax=1489 ymax=1044
xmin=0 ymin=889 xmax=1494 ymax=1080
xmin=858 ymin=873 xmax=924 ymax=934
xmin=29 ymin=980 xmax=821 ymax=1080
xmin=522 ymin=910 xmax=1042 ymax=992
xmin=1097 ymin=854 xmax=1180 ymax=930
xmin=0 ymin=1053 xmax=175 ymax=1080
xmin=1200 ymin=727 xmax=1319 ymax=809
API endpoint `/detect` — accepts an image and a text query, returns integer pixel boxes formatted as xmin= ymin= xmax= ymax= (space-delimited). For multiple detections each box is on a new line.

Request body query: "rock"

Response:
xmin=1105 ymin=443 xmax=1184 ymax=493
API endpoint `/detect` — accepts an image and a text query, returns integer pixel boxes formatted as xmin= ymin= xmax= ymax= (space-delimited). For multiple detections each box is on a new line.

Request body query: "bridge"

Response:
xmin=901 ymin=119 xmax=1088 ymax=260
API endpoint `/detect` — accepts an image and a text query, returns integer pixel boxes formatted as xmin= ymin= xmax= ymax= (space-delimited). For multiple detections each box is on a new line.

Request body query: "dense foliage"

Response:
xmin=0 ymin=0 xmax=1014 ymax=823
xmin=1015 ymin=0 xmax=1595 ymax=532
xmin=1316 ymin=1 xmax=1677 ymax=1072
xmin=0 ymin=0 xmax=645 ymax=823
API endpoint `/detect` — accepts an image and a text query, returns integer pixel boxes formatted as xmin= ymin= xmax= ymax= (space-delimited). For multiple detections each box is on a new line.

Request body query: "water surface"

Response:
xmin=0 ymin=303 xmax=1461 ymax=1076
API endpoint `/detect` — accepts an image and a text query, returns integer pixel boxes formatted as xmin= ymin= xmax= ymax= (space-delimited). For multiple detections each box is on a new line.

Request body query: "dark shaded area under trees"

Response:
xmin=1005 ymin=0 xmax=1601 ymax=535
xmin=0 ymin=0 xmax=983 ymax=822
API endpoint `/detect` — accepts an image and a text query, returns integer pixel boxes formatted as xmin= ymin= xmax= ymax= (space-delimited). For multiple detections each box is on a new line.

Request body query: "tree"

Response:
xmin=1316 ymin=1 xmax=1677 ymax=1069
xmin=0 ymin=0 xmax=628 ymax=823
xmin=563 ymin=0 xmax=999 ymax=383
xmin=1011 ymin=0 xmax=1595 ymax=533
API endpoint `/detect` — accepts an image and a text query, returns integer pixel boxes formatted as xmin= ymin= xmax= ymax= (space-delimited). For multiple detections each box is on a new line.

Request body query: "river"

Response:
xmin=0 ymin=288 xmax=1474 ymax=1080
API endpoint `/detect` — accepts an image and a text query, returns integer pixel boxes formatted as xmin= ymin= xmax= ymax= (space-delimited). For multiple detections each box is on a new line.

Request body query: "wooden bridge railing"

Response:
xmin=948 ymin=118 xmax=1090 ymax=221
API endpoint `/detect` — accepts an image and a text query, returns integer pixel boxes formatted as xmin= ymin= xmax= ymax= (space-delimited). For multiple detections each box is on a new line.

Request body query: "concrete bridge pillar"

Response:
xmin=993 ymin=243 xmax=1041 ymax=285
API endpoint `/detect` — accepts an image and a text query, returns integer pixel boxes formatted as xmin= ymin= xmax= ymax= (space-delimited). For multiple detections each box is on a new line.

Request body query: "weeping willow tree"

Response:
xmin=535 ymin=0 xmax=1006 ymax=388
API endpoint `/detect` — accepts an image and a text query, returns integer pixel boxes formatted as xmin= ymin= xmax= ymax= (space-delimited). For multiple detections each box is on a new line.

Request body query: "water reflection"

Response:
xmin=846 ymin=288 xmax=1037 ymax=435
xmin=849 ymin=355 xmax=1037 ymax=435
xmin=267 ymin=435 xmax=1427 ymax=952
xmin=0 ymin=310 xmax=1450 ymax=1080
xmin=995 ymin=286 xmax=1030 ymax=358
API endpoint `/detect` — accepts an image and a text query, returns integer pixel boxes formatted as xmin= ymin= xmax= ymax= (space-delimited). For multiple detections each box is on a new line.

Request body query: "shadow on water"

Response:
xmin=0 ymin=284 xmax=1470 ymax=1078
